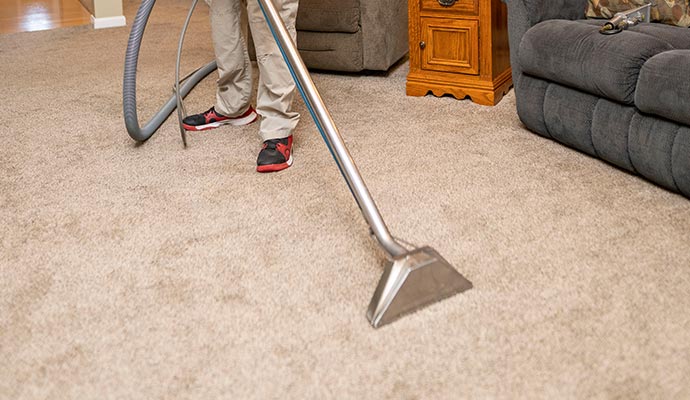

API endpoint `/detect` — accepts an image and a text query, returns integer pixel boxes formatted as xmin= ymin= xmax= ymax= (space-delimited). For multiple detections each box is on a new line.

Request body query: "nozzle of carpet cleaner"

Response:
xmin=599 ymin=3 xmax=651 ymax=34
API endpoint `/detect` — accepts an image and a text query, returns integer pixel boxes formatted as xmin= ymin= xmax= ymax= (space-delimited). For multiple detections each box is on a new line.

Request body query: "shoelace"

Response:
xmin=263 ymin=139 xmax=284 ymax=150
xmin=204 ymin=108 xmax=217 ymax=119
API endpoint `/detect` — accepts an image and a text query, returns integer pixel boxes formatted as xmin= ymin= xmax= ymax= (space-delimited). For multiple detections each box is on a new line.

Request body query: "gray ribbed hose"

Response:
xmin=123 ymin=0 xmax=217 ymax=142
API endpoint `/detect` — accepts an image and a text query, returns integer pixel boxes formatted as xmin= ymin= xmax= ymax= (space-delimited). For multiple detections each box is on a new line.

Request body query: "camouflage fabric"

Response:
xmin=586 ymin=0 xmax=690 ymax=27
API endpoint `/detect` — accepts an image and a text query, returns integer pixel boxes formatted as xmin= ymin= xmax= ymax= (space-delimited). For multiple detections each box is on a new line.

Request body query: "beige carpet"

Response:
xmin=2 ymin=1 xmax=690 ymax=398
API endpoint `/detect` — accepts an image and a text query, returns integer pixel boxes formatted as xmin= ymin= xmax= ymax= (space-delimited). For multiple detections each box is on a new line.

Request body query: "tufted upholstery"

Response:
xmin=505 ymin=0 xmax=690 ymax=198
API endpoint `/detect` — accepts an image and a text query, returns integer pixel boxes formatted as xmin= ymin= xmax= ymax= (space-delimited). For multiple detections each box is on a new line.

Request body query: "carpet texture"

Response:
xmin=1 ymin=1 xmax=690 ymax=398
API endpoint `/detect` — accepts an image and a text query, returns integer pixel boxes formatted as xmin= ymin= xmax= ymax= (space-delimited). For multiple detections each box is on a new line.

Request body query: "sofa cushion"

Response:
xmin=636 ymin=50 xmax=690 ymax=126
xmin=579 ymin=18 xmax=690 ymax=49
xmin=630 ymin=23 xmax=690 ymax=49
xmin=519 ymin=19 xmax=672 ymax=104
xmin=586 ymin=0 xmax=690 ymax=28
xmin=296 ymin=30 xmax=363 ymax=71
xmin=628 ymin=114 xmax=684 ymax=192
xmin=296 ymin=0 xmax=360 ymax=34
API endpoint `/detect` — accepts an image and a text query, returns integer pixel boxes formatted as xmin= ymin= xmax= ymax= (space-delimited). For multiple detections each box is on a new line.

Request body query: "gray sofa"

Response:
xmin=505 ymin=0 xmax=690 ymax=198
xmin=251 ymin=0 xmax=408 ymax=72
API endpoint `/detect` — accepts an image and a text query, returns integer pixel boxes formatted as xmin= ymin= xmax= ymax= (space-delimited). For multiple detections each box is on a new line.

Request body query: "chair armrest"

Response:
xmin=503 ymin=0 xmax=588 ymax=26
xmin=503 ymin=0 xmax=587 ymax=90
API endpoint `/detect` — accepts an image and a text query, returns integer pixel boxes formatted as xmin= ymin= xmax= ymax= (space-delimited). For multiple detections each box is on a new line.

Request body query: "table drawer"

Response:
xmin=420 ymin=0 xmax=479 ymax=16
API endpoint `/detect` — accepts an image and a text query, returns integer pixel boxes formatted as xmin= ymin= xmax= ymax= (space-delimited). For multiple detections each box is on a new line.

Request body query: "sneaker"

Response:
xmin=182 ymin=106 xmax=257 ymax=131
xmin=256 ymin=136 xmax=293 ymax=173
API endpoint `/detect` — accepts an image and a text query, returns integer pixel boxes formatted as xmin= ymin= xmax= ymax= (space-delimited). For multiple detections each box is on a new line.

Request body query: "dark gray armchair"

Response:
xmin=295 ymin=0 xmax=408 ymax=72
xmin=251 ymin=0 xmax=408 ymax=72
xmin=505 ymin=0 xmax=690 ymax=198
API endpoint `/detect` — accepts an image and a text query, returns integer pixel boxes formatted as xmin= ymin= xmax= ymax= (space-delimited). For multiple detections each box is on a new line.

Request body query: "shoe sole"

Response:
xmin=183 ymin=111 xmax=258 ymax=131
xmin=256 ymin=154 xmax=293 ymax=173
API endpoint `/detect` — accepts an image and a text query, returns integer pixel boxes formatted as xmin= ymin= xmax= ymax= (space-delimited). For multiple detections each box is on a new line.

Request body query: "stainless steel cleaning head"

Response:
xmin=257 ymin=0 xmax=473 ymax=328
xmin=367 ymin=247 xmax=472 ymax=328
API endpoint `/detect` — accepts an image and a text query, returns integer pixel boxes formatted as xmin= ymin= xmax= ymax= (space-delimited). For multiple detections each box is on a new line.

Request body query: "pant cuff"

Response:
xmin=260 ymin=130 xmax=293 ymax=142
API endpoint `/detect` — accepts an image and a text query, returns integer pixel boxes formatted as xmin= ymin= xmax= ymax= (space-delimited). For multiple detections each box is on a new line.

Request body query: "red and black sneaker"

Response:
xmin=256 ymin=136 xmax=293 ymax=173
xmin=182 ymin=106 xmax=257 ymax=131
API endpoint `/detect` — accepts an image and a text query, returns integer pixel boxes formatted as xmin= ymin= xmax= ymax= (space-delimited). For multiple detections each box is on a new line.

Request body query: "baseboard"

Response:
xmin=91 ymin=15 xmax=126 ymax=29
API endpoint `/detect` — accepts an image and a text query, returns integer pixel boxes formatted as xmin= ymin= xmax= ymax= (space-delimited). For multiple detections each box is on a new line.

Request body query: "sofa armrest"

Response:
xmin=503 ymin=0 xmax=588 ymax=90
xmin=360 ymin=0 xmax=409 ymax=71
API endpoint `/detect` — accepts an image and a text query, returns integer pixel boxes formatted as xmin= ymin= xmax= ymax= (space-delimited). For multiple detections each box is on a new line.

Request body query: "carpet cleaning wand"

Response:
xmin=256 ymin=0 xmax=472 ymax=328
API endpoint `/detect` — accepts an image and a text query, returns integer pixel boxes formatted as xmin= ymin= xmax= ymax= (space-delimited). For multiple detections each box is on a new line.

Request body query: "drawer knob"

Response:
xmin=420 ymin=41 xmax=426 ymax=49
xmin=438 ymin=0 xmax=456 ymax=6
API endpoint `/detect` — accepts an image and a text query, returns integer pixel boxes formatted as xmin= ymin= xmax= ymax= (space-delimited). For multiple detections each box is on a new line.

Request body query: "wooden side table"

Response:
xmin=406 ymin=0 xmax=513 ymax=106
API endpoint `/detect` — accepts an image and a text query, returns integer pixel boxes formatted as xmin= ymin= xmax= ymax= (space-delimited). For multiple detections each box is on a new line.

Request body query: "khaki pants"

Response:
xmin=210 ymin=0 xmax=299 ymax=141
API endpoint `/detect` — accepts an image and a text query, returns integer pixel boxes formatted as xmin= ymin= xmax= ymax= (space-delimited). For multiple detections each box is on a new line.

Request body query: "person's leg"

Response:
xmin=212 ymin=0 xmax=253 ymax=117
xmin=183 ymin=0 xmax=257 ymax=131
xmin=247 ymin=0 xmax=300 ymax=142
xmin=247 ymin=0 xmax=299 ymax=171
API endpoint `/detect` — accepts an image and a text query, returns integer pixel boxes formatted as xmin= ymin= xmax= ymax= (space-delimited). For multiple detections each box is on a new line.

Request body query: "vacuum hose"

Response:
xmin=123 ymin=0 xmax=217 ymax=142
